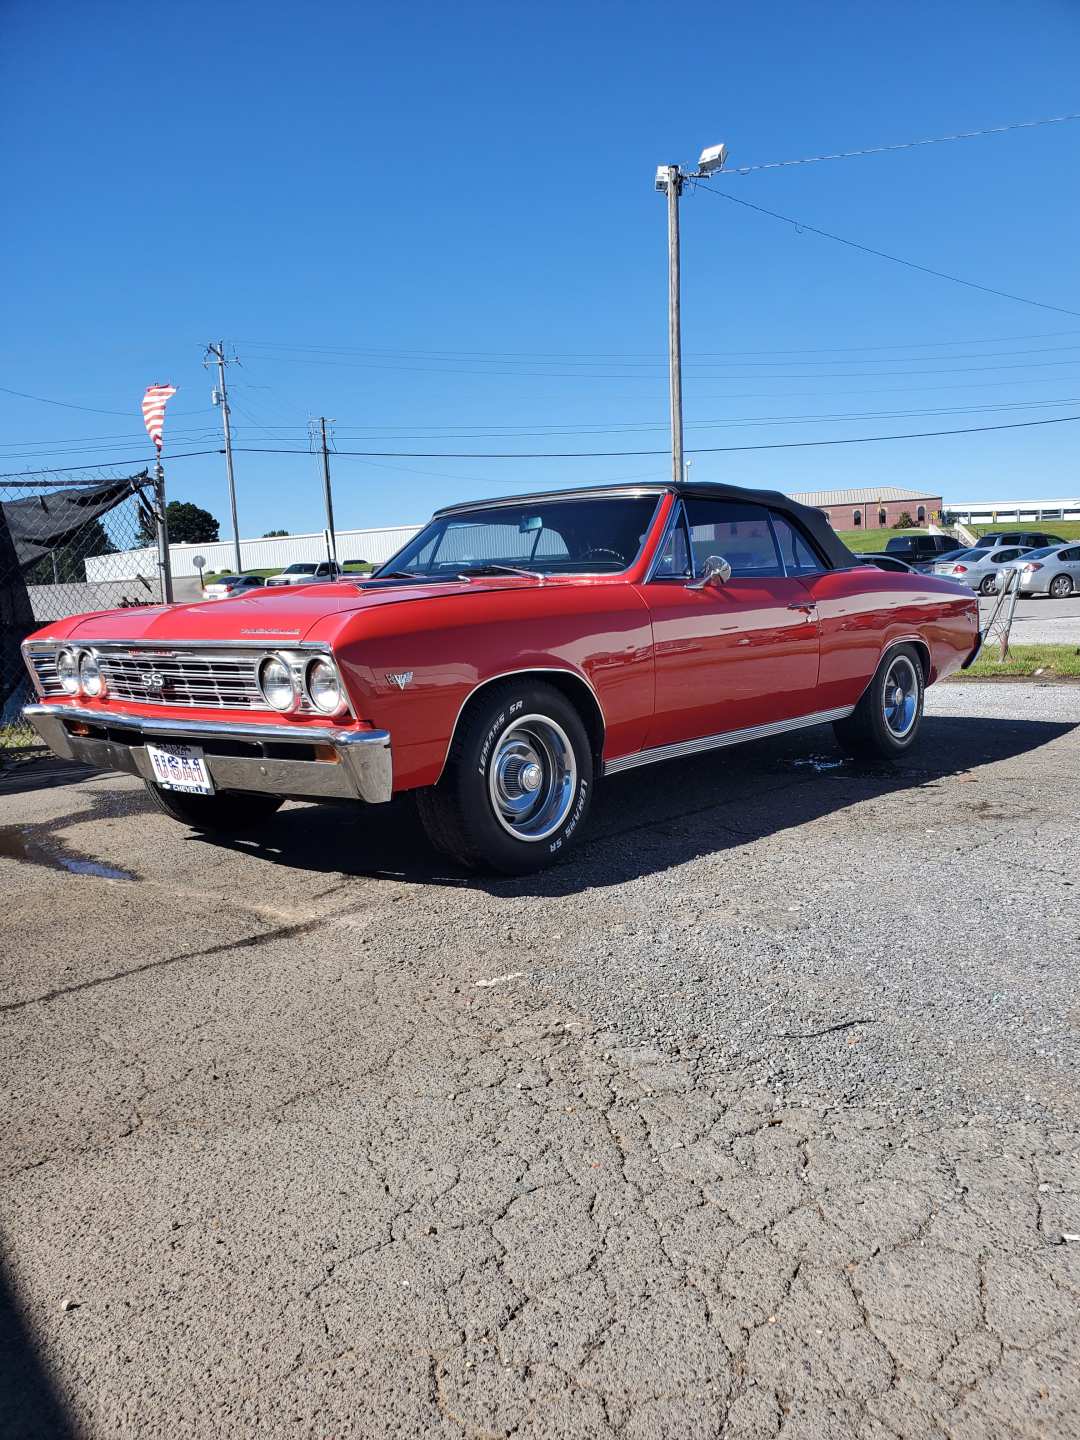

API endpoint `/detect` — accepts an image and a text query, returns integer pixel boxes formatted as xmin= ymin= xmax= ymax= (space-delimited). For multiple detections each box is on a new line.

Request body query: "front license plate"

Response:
xmin=145 ymin=741 xmax=215 ymax=795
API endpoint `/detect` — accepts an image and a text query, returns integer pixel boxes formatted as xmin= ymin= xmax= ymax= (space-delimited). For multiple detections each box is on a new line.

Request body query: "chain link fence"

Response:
xmin=1 ymin=467 xmax=163 ymax=766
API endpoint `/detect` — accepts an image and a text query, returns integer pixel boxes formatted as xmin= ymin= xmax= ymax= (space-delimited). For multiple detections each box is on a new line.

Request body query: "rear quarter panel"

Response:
xmin=800 ymin=566 xmax=978 ymax=709
xmin=306 ymin=582 xmax=654 ymax=790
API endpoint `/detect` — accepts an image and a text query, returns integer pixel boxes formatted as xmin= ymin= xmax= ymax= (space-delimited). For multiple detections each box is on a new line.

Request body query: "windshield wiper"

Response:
xmin=455 ymin=564 xmax=545 ymax=582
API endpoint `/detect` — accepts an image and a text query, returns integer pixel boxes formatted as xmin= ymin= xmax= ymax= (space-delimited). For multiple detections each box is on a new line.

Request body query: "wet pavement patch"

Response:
xmin=0 ymin=826 xmax=137 ymax=882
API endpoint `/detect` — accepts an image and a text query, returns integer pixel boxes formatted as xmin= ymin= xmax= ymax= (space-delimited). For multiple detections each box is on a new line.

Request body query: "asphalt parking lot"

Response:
xmin=2 ymin=680 xmax=1078 ymax=1439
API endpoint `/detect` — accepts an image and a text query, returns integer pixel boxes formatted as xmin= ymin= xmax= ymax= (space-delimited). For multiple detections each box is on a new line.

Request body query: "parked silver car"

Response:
xmin=1006 ymin=543 xmax=1080 ymax=598
xmin=203 ymin=574 xmax=265 ymax=599
xmin=936 ymin=546 xmax=1032 ymax=595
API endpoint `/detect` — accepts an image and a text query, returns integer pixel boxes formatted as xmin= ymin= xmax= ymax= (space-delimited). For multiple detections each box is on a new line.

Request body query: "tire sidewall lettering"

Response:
xmin=477 ymin=708 xmax=509 ymax=777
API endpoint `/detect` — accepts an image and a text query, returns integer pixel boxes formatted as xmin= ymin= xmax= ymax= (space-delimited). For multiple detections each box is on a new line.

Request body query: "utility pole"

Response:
xmin=654 ymin=142 xmax=727 ymax=488
xmin=205 ymin=341 xmax=242 ymax=573
xmin=312 ymin=418 xmax=338 ymax=573
xmin=657 ymin=165 xmax=685 ymax=489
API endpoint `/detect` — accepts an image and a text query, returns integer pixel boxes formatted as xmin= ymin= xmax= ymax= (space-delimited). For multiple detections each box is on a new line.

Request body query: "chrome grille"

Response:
xmin=28 ymin=650 xmax=64 ymax=697
xmin=97 ymin=650 xmax=267 ymax=709
xmin=24 ymin=644 xmax=334 ymax=713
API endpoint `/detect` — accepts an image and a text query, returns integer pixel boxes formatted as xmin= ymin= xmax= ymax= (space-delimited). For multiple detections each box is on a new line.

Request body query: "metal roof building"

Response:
xmin=788 ymin=486 xmax=939 ymax=507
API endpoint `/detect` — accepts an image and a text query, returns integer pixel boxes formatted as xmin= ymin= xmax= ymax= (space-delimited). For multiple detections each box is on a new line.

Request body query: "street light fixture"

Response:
xmin=655 ymin=142 xmax=727 ymax=486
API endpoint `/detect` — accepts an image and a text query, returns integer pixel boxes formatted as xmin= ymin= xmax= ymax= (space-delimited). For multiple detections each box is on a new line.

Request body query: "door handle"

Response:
xmin=787 ymin=600 xmax=817 ymax=612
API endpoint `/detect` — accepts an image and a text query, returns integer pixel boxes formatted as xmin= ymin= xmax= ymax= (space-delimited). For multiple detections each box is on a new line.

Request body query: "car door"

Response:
xmin=1055 ymin=546 xmax=1080 ymax=589
xmin=635 ymin=497 xmax=821 ymax=749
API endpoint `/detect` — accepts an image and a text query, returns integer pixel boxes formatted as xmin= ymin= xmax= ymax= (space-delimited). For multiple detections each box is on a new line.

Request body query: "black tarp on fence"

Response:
xmin=1 ymin=469 xmax=160 ymax=763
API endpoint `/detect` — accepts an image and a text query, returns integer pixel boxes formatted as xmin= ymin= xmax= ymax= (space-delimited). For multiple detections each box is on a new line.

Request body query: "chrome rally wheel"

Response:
xmin=416 ymin=680 xmax=595 ymax=874
xmin=881 ymin=654 xmax=919 ymax=739
xmin=488 ymin=715 xmax=577 ymax=842
xmin=833 ymin=642 xmax=925 ymax=760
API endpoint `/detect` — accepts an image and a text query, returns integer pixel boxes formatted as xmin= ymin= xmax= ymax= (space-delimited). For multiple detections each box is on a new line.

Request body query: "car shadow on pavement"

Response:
xmin=0 ymin=1259 xmax=75 ymax=1440
xmin=190 ymin=713 xmax=1076 ymax=896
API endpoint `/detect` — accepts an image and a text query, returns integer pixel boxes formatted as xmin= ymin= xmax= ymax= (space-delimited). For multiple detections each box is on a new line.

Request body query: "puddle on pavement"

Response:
xmin=772 ymin=752 xmax=915 ymax=780
xmin=784 ymin=754 xmax=847 ymax=773
xmin=0 ymin=826 xmax=137 ymax=882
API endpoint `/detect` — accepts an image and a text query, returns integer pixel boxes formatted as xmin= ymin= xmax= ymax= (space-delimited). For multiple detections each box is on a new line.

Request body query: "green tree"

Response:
xmin=263 ymin=529 xmax=289 ymax=537
xmin=24 ymin=518 xmax=117 ymax=585
xmin=892 ymin=511 xmax=915 ymax=530
xmin=139 ymin=500 xmax=220 ymax=546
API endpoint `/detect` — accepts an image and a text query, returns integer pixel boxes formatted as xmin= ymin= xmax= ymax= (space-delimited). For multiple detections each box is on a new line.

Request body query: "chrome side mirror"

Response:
xmin=686 ymin=555 xmax=732 ymax=590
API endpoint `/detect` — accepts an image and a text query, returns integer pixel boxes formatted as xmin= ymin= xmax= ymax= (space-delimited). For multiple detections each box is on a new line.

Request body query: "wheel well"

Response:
xmin=449 ymin=670 xmax=605 ymax=772
xmin=892 ymin=637 xmax=931 ymax=685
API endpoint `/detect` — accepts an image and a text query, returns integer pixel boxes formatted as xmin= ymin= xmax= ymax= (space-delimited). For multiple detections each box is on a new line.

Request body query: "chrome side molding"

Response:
xmin=604 ymin=704 xmax=856 ymax=776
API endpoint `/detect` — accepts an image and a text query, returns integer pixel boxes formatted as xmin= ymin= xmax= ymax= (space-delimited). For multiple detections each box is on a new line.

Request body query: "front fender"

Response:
xmin=306 ymin=586 xmax=654 ymax=791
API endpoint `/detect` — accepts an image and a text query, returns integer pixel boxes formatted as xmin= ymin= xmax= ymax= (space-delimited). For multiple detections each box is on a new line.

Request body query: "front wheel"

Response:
xmin=1049 ymin=574 xmax=1074 ymax=599
xmin=416 ymin=680 xmax=594 ymax=874
xmin=833 ymin=644 xmax=925 ymax=761
xmin=145 ymin=783 xmax=284 ymax=832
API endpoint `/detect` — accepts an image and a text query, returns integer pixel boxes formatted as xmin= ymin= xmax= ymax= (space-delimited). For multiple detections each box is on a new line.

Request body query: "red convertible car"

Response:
xmin=22 ymin=481 xmax=979 ymax=873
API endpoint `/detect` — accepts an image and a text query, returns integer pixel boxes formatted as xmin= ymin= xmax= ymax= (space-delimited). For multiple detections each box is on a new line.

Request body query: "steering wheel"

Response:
xmin=580 ymin=546 xmax=624 ymax=564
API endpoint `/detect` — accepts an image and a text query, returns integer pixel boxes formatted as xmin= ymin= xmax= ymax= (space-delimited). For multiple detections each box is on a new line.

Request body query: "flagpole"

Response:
xmin=142 ymin=384 xmax=177 ymax=605
xmin=154 ymin=451 xmax=174 ymax=604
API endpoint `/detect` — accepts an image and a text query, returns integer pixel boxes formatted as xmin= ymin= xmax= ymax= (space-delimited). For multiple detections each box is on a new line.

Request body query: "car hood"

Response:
xmin=58 ymin=576 xmax=542 ymax=644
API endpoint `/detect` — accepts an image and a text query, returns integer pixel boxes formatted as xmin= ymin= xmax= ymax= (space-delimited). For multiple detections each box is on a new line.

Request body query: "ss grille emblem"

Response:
xmin=386 ymin=671 xmax=413 ymax=691
xmin=146 ymin=670 xmax=166 ymax=692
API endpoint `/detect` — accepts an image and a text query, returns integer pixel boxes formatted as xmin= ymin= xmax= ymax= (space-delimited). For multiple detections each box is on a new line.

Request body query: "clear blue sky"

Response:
xmin=2 ymin=0 xmax=1078 ymax=539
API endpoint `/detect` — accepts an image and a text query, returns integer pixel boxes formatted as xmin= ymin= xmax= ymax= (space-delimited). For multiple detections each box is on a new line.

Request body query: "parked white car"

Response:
xmin=1006 ymin=543 xmax=1080 ymax=598
xmin=936 ymin=546 xmax=1032 ymax=595
xmin=264 ymin=561 xmax=344 ymax=587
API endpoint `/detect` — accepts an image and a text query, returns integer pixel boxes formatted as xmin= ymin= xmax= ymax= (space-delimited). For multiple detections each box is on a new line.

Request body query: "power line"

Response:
xmin=237 ymin=339 xmax=1080 ymax=371
xmin=718 ymin=111 xmax=1080 ymax=176
xmin=5 ymin=410 xmax=1078 ymax=475
xmin=7 ymin=394 xmax=1080 ymax=461
xmin=219 ymin=411 xmax=1080 ymax=459
xmin=235 ymin=324 xmax=1080 ymax=358
xmin=237 ymin=348 xmax=1080 ymax=382
xmin=0 ymin=384 xmax=202 ymax=418
xmin=694 ymin=181 xmax=1080 ymax=320
xmin=0 ymin=450 xmax=222 ymax=478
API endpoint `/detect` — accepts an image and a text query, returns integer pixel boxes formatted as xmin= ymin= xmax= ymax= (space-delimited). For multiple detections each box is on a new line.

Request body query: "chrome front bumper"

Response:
xmin=22 ymin=704 xmax=393 ymax=804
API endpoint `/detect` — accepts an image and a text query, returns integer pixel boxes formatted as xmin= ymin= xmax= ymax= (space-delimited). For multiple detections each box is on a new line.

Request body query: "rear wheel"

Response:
xmin=416 ymin=680 xmax=594 ymax=874
xmin=1049 ymin=574 xmax=1074 ymax=599
xmin=833 ymin=644 xmax=925 ymax=761
xmin=979 ymin=574 xmax=999 ymax=596
xmin=145 ymin=783 xmax=284 ymax=832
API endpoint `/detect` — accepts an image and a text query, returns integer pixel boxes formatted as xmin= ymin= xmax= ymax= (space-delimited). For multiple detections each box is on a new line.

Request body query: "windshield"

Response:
xmin=1019 ymin=546 xmax=1059 ymax=560
xmin=283 ymin=563 xmax=317 ymax=574
xmin=945 ymin=548 xmax=988 ymax=561
xmin=375 ymin=496 xmax=662 ymax=579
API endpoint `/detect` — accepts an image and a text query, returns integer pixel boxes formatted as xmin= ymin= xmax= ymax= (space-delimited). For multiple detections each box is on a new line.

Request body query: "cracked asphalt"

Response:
xmin=1 ymin=680 xmax=1078 ymax=1439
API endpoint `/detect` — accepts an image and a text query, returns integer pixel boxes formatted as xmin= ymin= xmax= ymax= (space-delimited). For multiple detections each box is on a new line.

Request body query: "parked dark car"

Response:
xmin=882 ymin=534 xmax=965 ymax=569
xmin=973 ymin=530 xmax=1067 ymax=550
xmin=856 ymin=553 xmax=915 ymax=574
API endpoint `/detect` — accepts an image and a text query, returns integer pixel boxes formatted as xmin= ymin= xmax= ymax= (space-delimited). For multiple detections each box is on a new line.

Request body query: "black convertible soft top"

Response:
xmin=434 ymin=480 xmax=859 ymax=571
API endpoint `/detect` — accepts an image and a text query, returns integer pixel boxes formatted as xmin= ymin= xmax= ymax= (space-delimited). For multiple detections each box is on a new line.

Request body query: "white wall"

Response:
xmin=84 ymin=523 xmax=422 ymax=582
xmin=946 ymin=499 xmax=1080 ymax=524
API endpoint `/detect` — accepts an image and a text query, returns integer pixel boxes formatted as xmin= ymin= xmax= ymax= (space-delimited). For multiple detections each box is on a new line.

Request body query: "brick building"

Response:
xmin=788 ymin=486 xmax=942 ymax=534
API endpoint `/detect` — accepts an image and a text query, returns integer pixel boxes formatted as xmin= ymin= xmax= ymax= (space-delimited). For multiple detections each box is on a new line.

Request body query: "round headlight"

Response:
xmin=305 ymin=657 xmax=348 ymax=716
xmin=257 ymin=654 xmax=299 ymax=712
xmin=57 ymin=648 xmax=80 ymax=695
xmin=78 ymin=650 xmax=105 ymax=698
